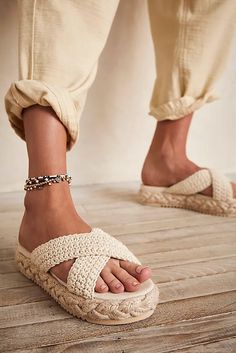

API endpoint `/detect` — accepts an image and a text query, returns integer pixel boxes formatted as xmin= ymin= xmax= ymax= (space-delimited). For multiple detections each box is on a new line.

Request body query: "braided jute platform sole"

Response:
xmin=138 ymin=185 xmax=236 ymax=217
xmin=15 ymin=249 xmax=159 ymax=325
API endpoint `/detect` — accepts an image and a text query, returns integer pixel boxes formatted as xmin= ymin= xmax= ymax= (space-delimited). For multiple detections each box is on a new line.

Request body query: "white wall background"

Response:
xmin=0 ymin=0 xmax=236 ymax=193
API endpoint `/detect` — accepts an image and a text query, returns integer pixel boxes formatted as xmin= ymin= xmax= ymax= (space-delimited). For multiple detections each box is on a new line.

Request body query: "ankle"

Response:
xmin=141 ymin=151 xmax=198 ymax=186
xmin=144 ymin=146 xmax=189 ymax=170
xmin=24 ymin=182 xmax=72 ymax=212
xmin=157 ymin=151 xmax=188 ymax=167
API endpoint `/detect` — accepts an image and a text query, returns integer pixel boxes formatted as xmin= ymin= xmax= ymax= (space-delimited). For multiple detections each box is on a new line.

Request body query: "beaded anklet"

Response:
xmin=24 ymin=174 xmax=72 ymax=191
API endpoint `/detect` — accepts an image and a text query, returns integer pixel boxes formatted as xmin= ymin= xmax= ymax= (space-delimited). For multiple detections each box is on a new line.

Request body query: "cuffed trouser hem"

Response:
xmin=149 ymin=93 xmax=218 ymax=121
xmin=4 ymin=0 xmax=119 ymax=151
xmin=148 ymin=0 xmax=236 ymax=123
xmin=4 ymin=0 xmax=236 ymax=145
xmin=5 ymin=80 xmax=80 ymax=151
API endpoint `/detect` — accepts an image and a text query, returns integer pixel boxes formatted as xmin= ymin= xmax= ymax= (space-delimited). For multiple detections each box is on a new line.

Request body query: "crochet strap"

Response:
xmin=167 ymin=168 xmax=233 ymax=201
xmin=210 ymin=169 xmax=233 ymax=201
xmin=30 ymin=228 xmax=141 ymax=299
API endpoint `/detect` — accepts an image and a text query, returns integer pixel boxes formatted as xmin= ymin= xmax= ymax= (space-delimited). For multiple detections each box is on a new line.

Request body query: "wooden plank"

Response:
xmin=1 ymin=310 xmax=236 ymax=352
xmin=2 ymin=337 xmax=236 ymax=353
xmin=0 ymin=285 xmax=48 ymax=307
xmin=0 ymin=194 xmax=23 ymax=213
xmin=158 ymin=271 xmax=236 ymax=303
xmin=2 ymin=225 xmax=235 ymax=255
xmin=94 ymin=216 xmax=236 ymax=241
xmin=0 ymin=182 xmax=139 ymax=212
xmin=4 ymin=337 xmax=236 ymax=353
xmin=2 ymin=252 xmax=235 ymax=279
xmin=1 ymin=269 xmax=236 ymax=328
xmin=6 ymin=289 xmax=236 ymax=330
xmin=0 ymin=300 xmax=70 ymax=329
xmin=1 ymin=218 xmax=235 ymax=260
xmin=129 ymin=231 xmax=236 ymax=256
xmin=0 ymin=260 xmax=18 ymax=274
xmin=1 ymin=209 xmax=235 ymax=242
xmin=140 ymin=243 xmax=236 ymax=268
xmin=1 ymin=244 xmax=235 ymax=290
xmin=175 ymin=336 xmax=236 ymax=352
xmin=0 ymin=248 xmax=15 ymax=262
xmin=0 ymin=236 xmax=17 ymax=250
xmin=1 ymin=183 xmax=236 ymax=353
xmin=0 ymin=272 xmax=31 ymax=289
xmin=153 ymin=256 xmax=236 ymax=283
xmin=1 ymin=236 xmax=236 ymax=265
xmin=116 ymin=222 xmax=236 ymax=245
xmin=1 ymin=256 xmax=236 ymax=307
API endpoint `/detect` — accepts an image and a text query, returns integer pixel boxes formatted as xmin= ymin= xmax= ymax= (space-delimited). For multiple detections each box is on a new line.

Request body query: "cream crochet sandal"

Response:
xmin=16 ymin=227 xmax=159 ymax=325
xmin=138 ymin=168 xmax=236 ymax=217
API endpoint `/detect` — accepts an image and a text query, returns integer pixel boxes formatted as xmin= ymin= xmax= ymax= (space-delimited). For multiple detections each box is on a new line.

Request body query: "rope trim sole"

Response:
xmin=15 ymin=250 xmax=159 ymax=325
xmin=138 ymin=190 xmax=236 ymax=217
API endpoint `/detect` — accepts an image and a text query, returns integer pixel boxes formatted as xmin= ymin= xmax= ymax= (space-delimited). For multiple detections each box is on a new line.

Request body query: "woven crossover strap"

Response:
xmin=31 ymin=228 xmax=141 ymax=299
xmin=167 ymin=169 xmax=233 ymax=201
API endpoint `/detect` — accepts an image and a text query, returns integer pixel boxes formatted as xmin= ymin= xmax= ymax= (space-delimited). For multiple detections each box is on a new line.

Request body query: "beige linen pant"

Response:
xmin=4 ymin=0 xmax=236 ymax=150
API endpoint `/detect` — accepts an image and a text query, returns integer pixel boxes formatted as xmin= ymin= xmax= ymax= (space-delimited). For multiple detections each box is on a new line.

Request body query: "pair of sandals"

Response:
xmin=16 ymin=168 xmax=236 ymax=325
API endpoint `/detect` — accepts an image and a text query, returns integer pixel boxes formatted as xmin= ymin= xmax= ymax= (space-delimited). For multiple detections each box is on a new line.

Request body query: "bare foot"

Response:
xmin=141 ymin=154 xmax=236 ymax=197
xmin=19 ymin=182 xmax=152 ymax=294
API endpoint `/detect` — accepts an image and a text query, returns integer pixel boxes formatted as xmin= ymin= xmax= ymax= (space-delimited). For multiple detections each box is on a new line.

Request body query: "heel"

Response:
xmin=137 ymin=189 xmax=163 ymax=207
xmin=15 ymin=248 xmax=47 ymax=284
xmin=15 ymin=249 xmax=32 ymax=280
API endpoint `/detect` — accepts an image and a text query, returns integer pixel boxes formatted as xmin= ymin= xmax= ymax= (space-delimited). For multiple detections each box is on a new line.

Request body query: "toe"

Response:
xmin=100 ymin=269 xmax=124 ymax=293
xmin=120 ymin=260 xmax=152 ymax=283
xmin=95 ymin=276 xmax=109 ymax=293
xmin=112 ymin=266 xmax=141 ymax=292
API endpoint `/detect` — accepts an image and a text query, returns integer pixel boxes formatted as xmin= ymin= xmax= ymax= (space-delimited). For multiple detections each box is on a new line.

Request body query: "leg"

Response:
xmin=143 ymin=0 xmax=236 ymax=196
xmin=5 ymin=0 xmax=121 ymax=150
xmin=142 ymin=114 xmax=199 ymax=187
xmin=5 ymin=0 xmax=151 ymax=294
xmin=20 ymin=105 xmax=151 ymax=294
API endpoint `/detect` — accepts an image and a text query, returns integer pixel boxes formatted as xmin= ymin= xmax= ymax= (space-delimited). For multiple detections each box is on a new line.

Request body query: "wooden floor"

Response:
xmin=0 ymin=182 xmax=236 ymax=353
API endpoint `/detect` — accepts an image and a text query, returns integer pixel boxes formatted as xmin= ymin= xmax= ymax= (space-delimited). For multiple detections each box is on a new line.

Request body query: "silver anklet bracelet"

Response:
xmin=24 ymin=174 xmax=72 ymax=191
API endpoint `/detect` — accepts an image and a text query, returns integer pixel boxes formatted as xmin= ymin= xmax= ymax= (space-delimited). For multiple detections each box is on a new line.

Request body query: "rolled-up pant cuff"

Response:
xmin=149 ymin=93 xmax=218 ymax=121
xmin=4 ymin=79 xmax=79 ymax=151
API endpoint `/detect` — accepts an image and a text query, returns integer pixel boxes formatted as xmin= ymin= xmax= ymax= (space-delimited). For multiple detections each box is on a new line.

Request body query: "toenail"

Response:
xmin=132 ymin=281 xmax=139 ymax=286
xmin=136 ymin=265 xmax=148 ymax=274
xmin=136 ymin=266 xmax=143 ymax=274
xmin=115 ymin=283 xmax=123 ymax=289
xmin=100 ymin=284 xmax=107 ymax=290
